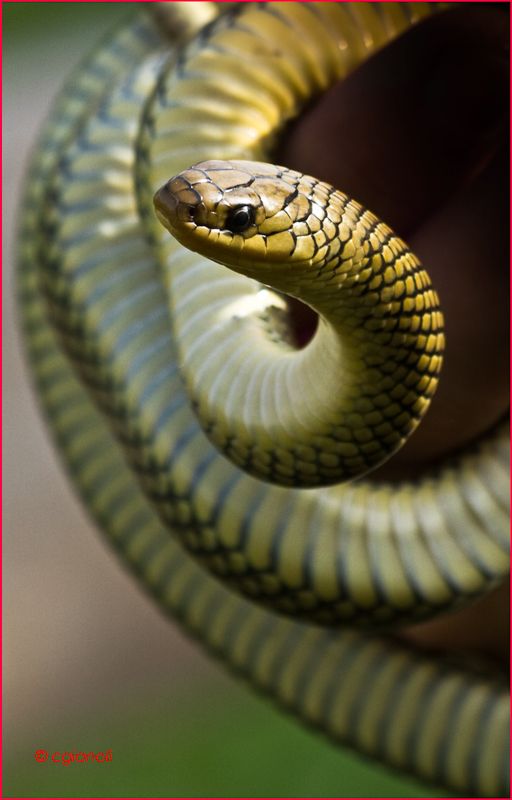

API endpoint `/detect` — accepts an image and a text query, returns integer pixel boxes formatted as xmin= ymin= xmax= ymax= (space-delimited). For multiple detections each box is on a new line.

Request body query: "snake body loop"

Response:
xmin=19 ymin=3 xmax=509 ymax=796
xmin=154 ymin=157 xmax=445 ymax=488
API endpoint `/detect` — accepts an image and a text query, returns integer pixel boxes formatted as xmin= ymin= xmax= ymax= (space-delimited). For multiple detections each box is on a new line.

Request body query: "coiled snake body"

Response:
xmin=19 ymin=3 xmax=509 ymax=795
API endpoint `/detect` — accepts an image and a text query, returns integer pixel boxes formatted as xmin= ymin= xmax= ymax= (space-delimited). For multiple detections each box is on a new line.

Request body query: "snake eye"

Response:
xmin=225 ymin=205 xmax=255 ymax=234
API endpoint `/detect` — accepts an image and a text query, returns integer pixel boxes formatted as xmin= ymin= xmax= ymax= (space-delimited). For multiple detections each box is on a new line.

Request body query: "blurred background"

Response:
xmin=3 ymin=4 xmax=449 ymax=797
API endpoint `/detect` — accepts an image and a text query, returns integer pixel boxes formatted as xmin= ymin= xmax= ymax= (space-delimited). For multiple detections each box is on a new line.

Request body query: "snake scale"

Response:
xmin=18 ymin=2 xmax=509 ymax=796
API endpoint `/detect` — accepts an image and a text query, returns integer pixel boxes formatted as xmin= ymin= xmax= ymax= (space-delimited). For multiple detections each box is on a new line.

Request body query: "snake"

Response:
xmin=18 ymin=2 xmax=509 ymax=796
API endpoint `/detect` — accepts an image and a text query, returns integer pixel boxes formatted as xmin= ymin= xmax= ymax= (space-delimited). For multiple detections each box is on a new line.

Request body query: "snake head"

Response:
xmin=154 ymin=159 xmax=351 ymax=284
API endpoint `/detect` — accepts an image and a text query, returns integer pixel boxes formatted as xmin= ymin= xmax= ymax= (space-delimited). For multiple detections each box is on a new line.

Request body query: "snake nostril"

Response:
xmin=174 ymin=202 xmax=198 ymax=224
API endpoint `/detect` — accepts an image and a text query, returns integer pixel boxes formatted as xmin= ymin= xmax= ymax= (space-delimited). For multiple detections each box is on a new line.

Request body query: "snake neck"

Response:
xmin=143 ymin=0 xmax=448 ymax=489
xmin=170 ymin=197 xmax=444 ymax=488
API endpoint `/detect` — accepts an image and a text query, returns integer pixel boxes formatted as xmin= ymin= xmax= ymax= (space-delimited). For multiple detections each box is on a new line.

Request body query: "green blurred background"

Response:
xmin=3 ymin=4 xmax=450 ymax=797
